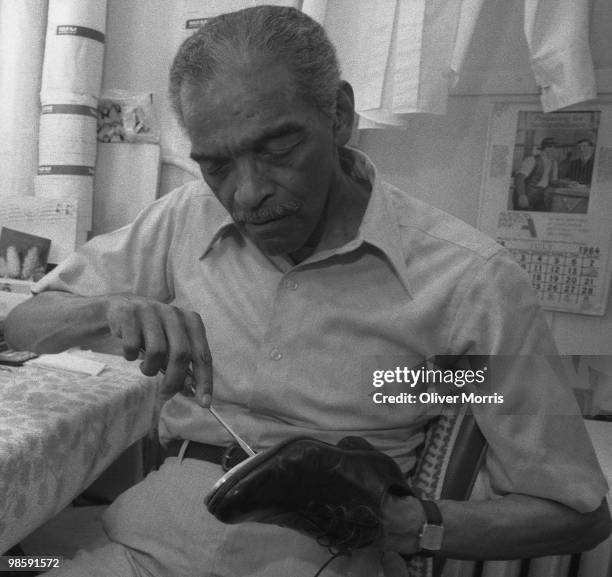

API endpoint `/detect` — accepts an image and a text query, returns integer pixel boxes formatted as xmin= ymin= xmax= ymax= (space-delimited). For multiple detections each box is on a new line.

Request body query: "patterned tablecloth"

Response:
xmin=0 ymin=351 xmax=158 ymax=553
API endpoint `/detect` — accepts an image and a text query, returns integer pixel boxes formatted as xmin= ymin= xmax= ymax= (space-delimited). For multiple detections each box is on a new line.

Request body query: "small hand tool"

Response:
xmin=140 ymin=348 xmax=257 ymax=456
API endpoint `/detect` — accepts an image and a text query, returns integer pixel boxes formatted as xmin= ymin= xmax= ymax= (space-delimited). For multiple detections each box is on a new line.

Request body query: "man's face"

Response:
xmin=542 ymin=144 xmax=556 ymax=159
xmin=578 ymin=141 xmax=594 ymax=159
xmin=183 ymin=59 xmax=340 ymax=256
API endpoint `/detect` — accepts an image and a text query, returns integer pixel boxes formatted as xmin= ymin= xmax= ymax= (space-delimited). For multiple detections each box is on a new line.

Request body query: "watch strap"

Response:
xmin=418 ymin=499 xmax=444 ymax=554
xmin=420 ymin=499 xmax=442 ymax=525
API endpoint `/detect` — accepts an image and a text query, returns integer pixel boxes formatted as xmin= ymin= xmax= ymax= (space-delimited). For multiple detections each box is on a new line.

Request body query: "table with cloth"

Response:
xmin=0 ymin=351 xmax=158 ymax=553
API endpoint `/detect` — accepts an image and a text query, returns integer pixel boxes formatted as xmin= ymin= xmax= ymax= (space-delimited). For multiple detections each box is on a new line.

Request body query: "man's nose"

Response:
xmin=234 ymin=157 xmax=271 ymax=208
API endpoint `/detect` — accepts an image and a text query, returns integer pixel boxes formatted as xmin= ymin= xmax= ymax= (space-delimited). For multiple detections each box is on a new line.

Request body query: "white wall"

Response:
xmin=101 ymin=0 xmax=200 ymax=191
xmin=101 ymin=0 xmax=612 ymax=354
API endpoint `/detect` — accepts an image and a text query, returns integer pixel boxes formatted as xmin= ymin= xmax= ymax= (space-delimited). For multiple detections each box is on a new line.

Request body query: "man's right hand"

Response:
xmin=4 ymin=290 xmax=213 ymax=407
xmin=105 ymin=294 xmax=212 ymax=406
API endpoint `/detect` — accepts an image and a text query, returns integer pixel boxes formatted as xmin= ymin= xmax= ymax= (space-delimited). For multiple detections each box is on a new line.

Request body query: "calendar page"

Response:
xmin=478 ymin=100 xmax=612 ymax=316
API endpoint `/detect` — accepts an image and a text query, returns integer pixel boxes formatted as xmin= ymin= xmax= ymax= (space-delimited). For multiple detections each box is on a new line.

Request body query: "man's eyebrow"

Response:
xmin=254 ymin=122 xmax=304 ymax=145
xmin=190 ymin=121 xmax=305 ymax=163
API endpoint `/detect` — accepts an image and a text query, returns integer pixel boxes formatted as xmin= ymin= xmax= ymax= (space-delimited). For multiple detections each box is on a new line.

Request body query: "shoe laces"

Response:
xmin=304 ymin=502 xmax=382 ymax=555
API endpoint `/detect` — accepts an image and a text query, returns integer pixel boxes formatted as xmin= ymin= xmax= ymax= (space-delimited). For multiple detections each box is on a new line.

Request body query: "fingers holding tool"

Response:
xmin=106 ymin=294 xmax=212 ymax=405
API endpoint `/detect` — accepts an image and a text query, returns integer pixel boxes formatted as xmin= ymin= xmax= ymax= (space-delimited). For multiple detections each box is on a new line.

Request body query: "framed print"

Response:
xmin=478 ymin=99 xmax=612 ymax=316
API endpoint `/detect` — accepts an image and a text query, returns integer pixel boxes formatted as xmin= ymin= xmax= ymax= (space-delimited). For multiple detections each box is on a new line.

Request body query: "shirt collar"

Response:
xmin=199 ymin=149 xmax=412 ymax=297
xmin=349 ymin=150 xmax=413 ymax=297
xmin=200 ymin=211 xmax=236 ymax=260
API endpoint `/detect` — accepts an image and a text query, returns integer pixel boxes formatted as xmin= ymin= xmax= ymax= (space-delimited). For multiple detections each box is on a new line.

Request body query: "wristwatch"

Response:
xmin=417 ymin=499 xmax=444 ymax=554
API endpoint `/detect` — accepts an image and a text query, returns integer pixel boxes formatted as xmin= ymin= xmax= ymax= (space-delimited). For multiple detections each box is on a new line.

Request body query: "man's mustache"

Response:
xmin=233 ymin=202 xmax=301 ymax=224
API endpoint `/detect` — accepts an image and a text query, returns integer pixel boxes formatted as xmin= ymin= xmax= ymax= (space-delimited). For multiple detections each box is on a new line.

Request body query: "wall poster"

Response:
xmin=478 ymin=100 xmax=612 ymax=316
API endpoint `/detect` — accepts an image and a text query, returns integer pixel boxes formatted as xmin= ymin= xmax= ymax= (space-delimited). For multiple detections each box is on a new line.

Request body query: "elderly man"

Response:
xmin=5 ymin=6 xmax=610 ymax=577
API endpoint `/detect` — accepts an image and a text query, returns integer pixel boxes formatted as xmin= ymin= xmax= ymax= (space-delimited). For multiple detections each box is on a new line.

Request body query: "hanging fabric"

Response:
xmin=524 ymin=0 xmax=597 ymax=112
xmin=307 ymin=0 xmax=487 ymax=128
xmin=304 ymin=0 xmax=598 ymax=128
xmin=0 ymin=0 xmax=48 ymax=198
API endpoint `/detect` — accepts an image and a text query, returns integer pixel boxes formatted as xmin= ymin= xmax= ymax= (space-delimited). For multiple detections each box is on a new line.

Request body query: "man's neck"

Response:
xmin=289 ymin=165 xmax=371 ymax=265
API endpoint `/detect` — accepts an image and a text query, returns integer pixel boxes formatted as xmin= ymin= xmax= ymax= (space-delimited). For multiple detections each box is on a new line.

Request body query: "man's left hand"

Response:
xmin=205 ymin=436 xmax=414 ymax=553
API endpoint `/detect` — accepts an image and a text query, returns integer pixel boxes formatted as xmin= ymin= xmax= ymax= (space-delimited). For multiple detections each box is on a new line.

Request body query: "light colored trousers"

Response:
xmin=47 ymin=454 xmax=393 ymax=577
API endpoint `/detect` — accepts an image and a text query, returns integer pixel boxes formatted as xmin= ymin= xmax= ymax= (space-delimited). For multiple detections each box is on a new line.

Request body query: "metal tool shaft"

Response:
xmin=140 ymin=349 xmax=256 ymax=457
xmin=208 ymin=406 xmax=256 ymax=456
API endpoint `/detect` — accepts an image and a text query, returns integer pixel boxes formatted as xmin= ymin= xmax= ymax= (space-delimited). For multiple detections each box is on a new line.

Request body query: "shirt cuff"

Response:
xmin=530 ymin=41 xmax=597 ymax=112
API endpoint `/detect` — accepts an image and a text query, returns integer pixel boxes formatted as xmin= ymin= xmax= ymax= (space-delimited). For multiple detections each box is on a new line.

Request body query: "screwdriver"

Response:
xmin=139 ymin=349 xmax=257 ymax=456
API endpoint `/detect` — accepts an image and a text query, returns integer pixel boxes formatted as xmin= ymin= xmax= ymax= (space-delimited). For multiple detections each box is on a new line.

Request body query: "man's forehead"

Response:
xmin=183 ymin=55 xmax=298 ymax=115
xmin=182 ymin=61 xmax=321 ymax=157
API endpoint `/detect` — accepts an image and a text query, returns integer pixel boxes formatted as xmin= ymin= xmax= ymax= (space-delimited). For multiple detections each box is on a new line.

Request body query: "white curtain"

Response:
xmin=303 ymin=0 xmax=597 ymax=128
xmin=0 ymin=0 xmax=48 ymax=198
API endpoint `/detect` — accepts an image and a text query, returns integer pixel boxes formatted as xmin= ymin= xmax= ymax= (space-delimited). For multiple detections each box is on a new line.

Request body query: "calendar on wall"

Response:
xmin=478 ymin=100 xmax=612 ymax=316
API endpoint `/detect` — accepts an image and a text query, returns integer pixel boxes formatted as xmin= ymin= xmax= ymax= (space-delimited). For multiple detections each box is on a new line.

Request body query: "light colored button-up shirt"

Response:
xmin=34 ymin=151 xmax=607 ymax=513
xmin=518 ymin=153 xmax=558 ymax=188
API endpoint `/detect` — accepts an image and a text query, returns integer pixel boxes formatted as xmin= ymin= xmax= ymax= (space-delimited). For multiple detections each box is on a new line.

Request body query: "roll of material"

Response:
xmin=37 ymin=0 xmax=107 ymax=235
xmin=0 ymin=0 xmax=48 ymax=197
xmin=37 ymin=92 xmax=97 ymax=232
xmin=38 ymin=100 xmax=98 ymax=168
xmin=41 ymin=0 xmax=107 ymax=98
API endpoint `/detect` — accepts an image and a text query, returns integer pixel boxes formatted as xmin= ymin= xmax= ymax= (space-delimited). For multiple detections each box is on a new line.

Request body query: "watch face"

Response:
xmin=420 ymin=524 xmax=444 ymax=551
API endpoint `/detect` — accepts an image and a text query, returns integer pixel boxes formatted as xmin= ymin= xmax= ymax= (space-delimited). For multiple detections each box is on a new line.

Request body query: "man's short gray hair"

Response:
xmin=169 ymin=5 xmax=341 ymax=126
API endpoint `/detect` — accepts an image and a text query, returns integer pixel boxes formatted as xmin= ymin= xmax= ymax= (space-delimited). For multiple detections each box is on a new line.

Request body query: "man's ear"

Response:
xmin=333 ymin=81 xmax=355 ymax=146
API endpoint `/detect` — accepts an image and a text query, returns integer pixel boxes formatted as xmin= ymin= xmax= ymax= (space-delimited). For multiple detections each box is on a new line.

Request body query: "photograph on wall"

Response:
xmin=509 ymin=110 xmax=600 ymax=215
xmin=0 ymin=227 xmax=50 ymax=282
xmin=478 ymin=100 xmax=612 ymax=316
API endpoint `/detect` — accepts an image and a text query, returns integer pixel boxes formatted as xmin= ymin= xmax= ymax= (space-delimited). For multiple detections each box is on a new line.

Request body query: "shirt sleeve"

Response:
xmin=517 ymin=156 xmax=535 ymax=177
xmin=524 ymin=0 xmax=596 ymax=112
xmin=551 ymin=160 xmax=559 ymax=181
xmin=33 ymin=192 xmax=177 ymax=302
xmin=448 ymin=251 xmax=608 ymax=512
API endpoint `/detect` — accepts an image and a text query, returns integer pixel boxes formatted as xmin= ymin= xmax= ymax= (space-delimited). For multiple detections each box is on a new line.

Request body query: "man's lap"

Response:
xmin=47 ymin=456 xmax=382 ymax=577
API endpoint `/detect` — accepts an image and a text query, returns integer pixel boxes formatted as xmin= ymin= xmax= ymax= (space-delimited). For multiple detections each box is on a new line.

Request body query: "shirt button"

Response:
xmin=270 ymin=348 xmax=283 ymax=361
xmin=283 ymin=279 xmax=299 ymax=290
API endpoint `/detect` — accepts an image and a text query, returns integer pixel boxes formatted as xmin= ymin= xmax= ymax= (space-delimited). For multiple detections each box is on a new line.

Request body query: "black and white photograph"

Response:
xmin=509 ymin=110 xmax=601 ymax=215
xmin=0 ymin=2 xmax=611 ymax=577
xmin=0 ymin=228 xmax=51 ymax=282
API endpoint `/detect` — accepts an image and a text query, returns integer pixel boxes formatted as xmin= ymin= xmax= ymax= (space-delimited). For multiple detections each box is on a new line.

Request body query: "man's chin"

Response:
xmin=244 ymin=232 xmax=294 ymax=256
xmin=249 ymin=234 xmax=312 ymax=260
xmin=236 ymin=221 xmax=292 ymax=252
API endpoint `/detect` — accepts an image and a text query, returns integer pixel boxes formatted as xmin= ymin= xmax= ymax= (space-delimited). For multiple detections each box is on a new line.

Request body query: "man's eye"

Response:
xmin=262 ymin=136 xmax=302 ymax=158
xmin=203 ymin=160 xmax=230 ymax=176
